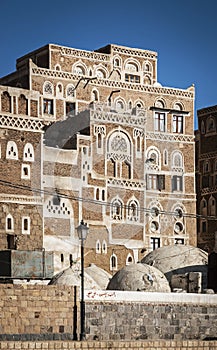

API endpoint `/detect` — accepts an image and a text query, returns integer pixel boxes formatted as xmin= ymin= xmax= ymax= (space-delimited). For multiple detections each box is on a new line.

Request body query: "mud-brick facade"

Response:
xmin=195 ymin=105 xmax=217 ymax=254
xmin=0 ymin=43 xmax=196 ymax=276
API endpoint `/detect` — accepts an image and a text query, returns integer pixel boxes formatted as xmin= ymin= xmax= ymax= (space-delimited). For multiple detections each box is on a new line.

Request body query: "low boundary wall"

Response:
xmin=0 ymin=340 xmax=217 ymax=349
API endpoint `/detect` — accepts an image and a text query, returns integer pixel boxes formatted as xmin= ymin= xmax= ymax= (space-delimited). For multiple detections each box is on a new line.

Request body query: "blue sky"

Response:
xmin=0 ymin=0 xmax=216 ymax=128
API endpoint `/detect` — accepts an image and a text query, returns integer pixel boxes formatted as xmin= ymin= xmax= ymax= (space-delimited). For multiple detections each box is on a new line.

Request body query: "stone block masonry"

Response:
xmin=0 ymin=284 xmax=79 ymax=340
xmin=0 ymin=285 xmax=217 ymax=343
xmin=0 ymin=340 xmax=217 ymax=349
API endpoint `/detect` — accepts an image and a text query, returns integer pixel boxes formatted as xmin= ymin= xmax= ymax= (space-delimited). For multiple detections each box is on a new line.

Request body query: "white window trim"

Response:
xmin=22 ymin=216 xmax=30 ymax=235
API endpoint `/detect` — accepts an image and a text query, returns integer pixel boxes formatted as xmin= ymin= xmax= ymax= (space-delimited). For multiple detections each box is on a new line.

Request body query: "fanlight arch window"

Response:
xmin=23 ymin=143 xmax=34 ymax=162
xmin=127 ymin=199 xmax=139 ymax=222
xmin=43 ymin=81 xmax=54 ymax=95
xmin=96 ymin=69 xmax=106 ymax=79
xmin=125 ymin=61 xmax=139 ymax=72
xmin=111 ymin=198 xmax=123 ymax=220
xmin=66 ymin=84 xmax=75 ymax=99
xmin=6 ymin=141 xmax=18 ymax=160
xmin=173 ymin=102 xmax=183 ymax=111
xmin=73 ymin=64 xmax=86 ymax=75
xmin=155 ymin=99 xmax=165 ymax=109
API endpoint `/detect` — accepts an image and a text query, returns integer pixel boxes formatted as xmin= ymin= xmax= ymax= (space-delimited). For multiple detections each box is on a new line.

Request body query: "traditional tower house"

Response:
xmin=0 ymin=43 xmax=196 ymax=275
xmin=196 ymin=105 xmax=217 ymax=253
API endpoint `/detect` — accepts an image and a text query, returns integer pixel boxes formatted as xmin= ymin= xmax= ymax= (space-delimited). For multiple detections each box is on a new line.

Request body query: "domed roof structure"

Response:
xmin=106 ymin=263 xmax=171 ymax=292
xmin=49 ymin=263 xmax=111 ymax=290
xmin=141 ymin=245 xmax=208 ymax=289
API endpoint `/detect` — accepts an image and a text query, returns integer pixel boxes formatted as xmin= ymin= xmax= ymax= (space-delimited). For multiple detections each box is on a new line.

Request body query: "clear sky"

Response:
xmin=0 ymin=0 xmax=216 ymax=128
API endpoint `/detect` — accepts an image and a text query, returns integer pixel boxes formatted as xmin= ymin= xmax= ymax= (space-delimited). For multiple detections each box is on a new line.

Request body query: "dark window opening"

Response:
xmin=7 ymin=234 xmax=17 ymax=249
xmin=43 ymin=99 xmax=53 ymax=115
xmin=125 ymin=74 xmax=140 ymax=83
xmin=66 ymin=102 xmax=76 ymax=117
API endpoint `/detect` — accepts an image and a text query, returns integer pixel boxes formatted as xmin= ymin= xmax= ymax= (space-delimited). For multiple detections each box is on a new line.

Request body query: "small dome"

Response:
xmin=141 ymin=245 xmax=208 ymax=289
xmin=106 ymin=263 xmax=170 ymax=292
xmin=49 ymin=263 xmax=111 ymax=290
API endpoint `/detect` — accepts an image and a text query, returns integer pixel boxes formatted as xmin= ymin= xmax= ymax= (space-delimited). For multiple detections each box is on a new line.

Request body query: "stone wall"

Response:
xmin=84 ymin=290 xmax=217 ymax=341
xmin=0 ymin=284 xmax=79 ymax=340
xmin=0 ymin=285 xmax=217 ymax=343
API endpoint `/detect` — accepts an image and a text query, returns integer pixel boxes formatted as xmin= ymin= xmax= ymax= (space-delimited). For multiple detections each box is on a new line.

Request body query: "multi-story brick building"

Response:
xmin=195 ymin=105 xmax=217 ymax=253
xmin=0 ymin=43 xmax=196 ymax=276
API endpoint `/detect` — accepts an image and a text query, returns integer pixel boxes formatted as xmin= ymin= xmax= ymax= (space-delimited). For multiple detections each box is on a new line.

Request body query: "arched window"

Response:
xmin=208 ymin=196 xmax=216 ymax=216
xmin=126 ymin=253 xmax=134 ymax=265
xmin=54 ymin=64 xmax=61 ymax=71
xmin=113 ymin=58 xmax=120 ymax=67
xmin=207 ymin=116 xmax=215 ymax=133
xmin=92 ymin=89 xmax=99 ymax=101
xmin=146 ymin=147 xmax=160 ymax=171
xmin=116 ymin=99 xmax=125 ymax=110
xmin=6 ymin=214 xmax=14 ymax=232
xmin=111 ymin=198 xmax=123 ymax=220
xmin=173 ymin=153 xmax=182 ymax=167
xmin=102 ymin=240 xmax=107 ymax=254
xmin=66 ymin=84 xmax=75 ymax=99
xmin=127 ymin=199 xmax=139 ymax=221
xmin=73 ymin=65 xmax=85 ymax=75
xmin=18 ymin=94 xmax=28 ymax=115
xmin=56 ymin=83 xmax=63 ymax=96
xmin=1 ymin=91 xmax=11 ymax=113
xmin=110 ymin=254 xmax=117 ymax=271
xmin=23 ymin=143 xmax=34 ymax=161
xmin=107 ymin=130 xmax=132 ymax=179
xmin=201 ymin=120 xmax=205 ymax=134
xmin=96 ymin=69 xmax=106 ymax=79
xmin=155 ymin=99 xmax=165 ymax=109
xmin=144 ymin=75 xmax=151 ymax=85
xmin=200 ymin=198 xmax=207 ymax=216
xmin=203 ymin=160 xmax=210 ymax=174
xmin=43 ymin=81 xmax=54 ymax=95
xmin=174 ymin=102 xmax=183 ymax=111
xmin=6 ymin=141 xmax=18 ymax=160
xmin=96 ymin=239 xmax=101 ymax=254
xmin=125 ymin=62 xmax=139 ymax=72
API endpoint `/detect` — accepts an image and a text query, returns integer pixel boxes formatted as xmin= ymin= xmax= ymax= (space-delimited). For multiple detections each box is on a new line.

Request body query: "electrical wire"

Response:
xmin=0 ymin=178 xmax=216 ymax=221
